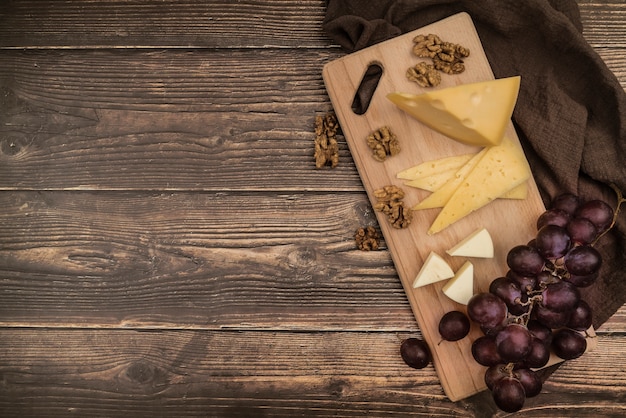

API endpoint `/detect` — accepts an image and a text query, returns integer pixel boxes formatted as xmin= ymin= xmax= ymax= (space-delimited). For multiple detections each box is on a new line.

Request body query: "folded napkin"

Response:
xmin=323 ymin=0 xmax=626 ymax=329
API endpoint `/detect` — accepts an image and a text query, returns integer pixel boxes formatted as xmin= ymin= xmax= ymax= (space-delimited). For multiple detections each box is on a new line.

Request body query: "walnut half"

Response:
xmin=373 ymin=185 xmax=412 ymax=229
xmin=354 ymin=226 xmax=380 ymax=251
xmin=366 ymin=126 xmax=400 ymax=162
xmin=314 ymin=112 xmax=340 ymax=168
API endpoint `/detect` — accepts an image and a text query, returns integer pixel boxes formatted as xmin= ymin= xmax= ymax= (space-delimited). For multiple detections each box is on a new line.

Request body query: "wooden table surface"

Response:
xmin=0 ymin=1 xmax=624 ymax=416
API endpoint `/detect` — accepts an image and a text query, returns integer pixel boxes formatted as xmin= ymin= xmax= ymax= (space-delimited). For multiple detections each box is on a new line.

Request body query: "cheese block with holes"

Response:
xmin=387 ymin=76 xmax=521 ymax=147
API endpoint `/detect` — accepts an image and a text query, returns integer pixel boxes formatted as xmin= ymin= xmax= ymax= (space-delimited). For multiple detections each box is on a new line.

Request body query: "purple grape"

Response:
xmin=535 ymin=224 xmax=571 ymax=259
xmin=566 ymin=217 xmax=598 ymax=245
xmin=552 ymin=328 xmax=587 ymax=360
xmin=514 ymin=368 xmax=542 ymax=398
xmin=506 ymin=270 xmax=537 ymax=292
xmin=564 ymin=245 xmax=602 ymax=276
xmin=471 ymin=335 xmax=502 ymax=367
xmin=564 ymin=271 xmax=599 ymax=288
xmin=492 ymin=376 xmax=526 ymax=413
xmin=507 ymin=245 xmax=545 ymax=276
xmin=537 ymin=208 xmax=570 ymax=229
xmin=519 ymin=336 xmax=550 ymax=369
xmin=527 ymin=320 xmax=553 ymax=345
xmin=485 ymin=364 xmax=509 ymax=391
xmin=400 ymin=338 xmax=431 ymax=369
xmin=567 ymin=299 xmax=593 ymax=331
xmin=438 ymin=311 xmax=470 ymax=341
xmin=495 ymin=323 xmax=532 ymax=363
xmin=551 ymin=193 xmax=580 ymax=215
xmin=533 ymin=303 xmax=572 ymax=328
xmin=489 ymin=277 xmax=529 ymax=316
xmin=575 ymin=199 xmax=614 ymax=233
xmin=541 ymin=280 xmax=580 ymax=312
xmin=467 ymin=292 xmax=508 ymax=329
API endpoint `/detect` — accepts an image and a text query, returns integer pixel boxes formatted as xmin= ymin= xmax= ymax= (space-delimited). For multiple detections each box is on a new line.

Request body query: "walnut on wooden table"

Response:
xmin=354 ymin=226 xmax=380 ymax=251
xmin=408 ymin=34 xmax=470 ymax=85
xmin=373 ymin=185 xmax=412 ymax=229
xmin=314 ymin=112 xmax=340 ymax=168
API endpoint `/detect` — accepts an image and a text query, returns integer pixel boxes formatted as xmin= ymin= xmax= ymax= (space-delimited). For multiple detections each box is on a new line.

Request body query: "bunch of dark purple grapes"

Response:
xmin=467 ymin=193 xmax=616 ymax=412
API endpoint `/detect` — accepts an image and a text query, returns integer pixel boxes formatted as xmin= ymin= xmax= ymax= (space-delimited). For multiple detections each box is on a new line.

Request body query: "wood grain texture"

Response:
xmin=0 ymin=329 xmax=624 ymax=417
xmin=0 ymin=0 xmax=625 ymax=416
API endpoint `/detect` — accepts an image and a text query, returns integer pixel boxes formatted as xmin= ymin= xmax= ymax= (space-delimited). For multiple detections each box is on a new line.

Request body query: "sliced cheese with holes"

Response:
xmin=387 ymin=76 xmax=521 ymax=147
xmin=502 ymin=181 xmax=528 ymax=200
xmin=412 ymin=148 xmax=488 ymax=210
xmin=446 ymin=228 xmax=494 ymax=258
xmin=397 ymin=153 xmax=475 ymax=180
xmin=412 ymin=251 xmax=455 ymax=288
xmin=428 ymin=137 xmax=531 ymax=234
xmin=442 ymin=261 xmax=474 ymax=305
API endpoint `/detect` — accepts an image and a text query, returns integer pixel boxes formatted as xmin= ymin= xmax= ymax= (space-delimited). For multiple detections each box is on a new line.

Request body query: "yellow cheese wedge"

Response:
xmin=501 ymin=181 xmax=528 ymax=200
xmin=446 ymin=228 xmax=494 ymax=258
xmin=396 ymin=153 xmax=475 ymax=180
xmin=387 ymin=76 xmax=521 ymax=147
xmin=442 ymin=261 xmax=474 ymax=305
xmin=412 ymin=251 xmax=454 ymax=288
xmin=428 ymin=137 xmax=531 ymax=234
xmin=412 ymin=148 xmax=488 ymax=210
xmin=404 ymin=168 xmax=459 ymax=191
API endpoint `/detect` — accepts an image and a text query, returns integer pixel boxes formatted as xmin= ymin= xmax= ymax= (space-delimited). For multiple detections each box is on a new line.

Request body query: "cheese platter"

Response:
xmin=322 ymin=12 xmax=597 ymax=402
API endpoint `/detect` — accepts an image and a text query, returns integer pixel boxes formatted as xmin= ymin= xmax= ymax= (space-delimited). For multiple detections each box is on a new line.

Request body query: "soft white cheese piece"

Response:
xmin=446 ymin=228 xmax=494 ymax=258
xmin=412 ymin=251 xmax=455 ymax=288
xmin=442 ymin=261 xmax=474 ymax=305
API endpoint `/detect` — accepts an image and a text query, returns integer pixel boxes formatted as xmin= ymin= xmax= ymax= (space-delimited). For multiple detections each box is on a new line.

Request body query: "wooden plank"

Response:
xmin=0 ymin=0 xmax=330 ymax=49
xmin=0 ymin=0 xmax=624 ymax=50
xmin=323 ymin=12 xmax=549 ymax=401
xmin=0 ymin=190 xmax=418 ymax=329
xmin=0 ymin=329 xmax=624 ymax=417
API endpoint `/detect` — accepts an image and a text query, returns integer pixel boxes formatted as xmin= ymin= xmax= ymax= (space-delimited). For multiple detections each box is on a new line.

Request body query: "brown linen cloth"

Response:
xmin=323 ymin=0 xmax=626 ymax=330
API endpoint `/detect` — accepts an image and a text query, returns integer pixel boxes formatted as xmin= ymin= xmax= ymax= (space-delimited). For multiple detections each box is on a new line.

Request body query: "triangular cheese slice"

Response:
xmin=397 ymin=153 xmax=474 ymax=180
xmin=442 ymin=261 xmax=474 ymax=305
xmin=446 ymin=228 xmax=494 ymax=258
xmin=413 ymin=251 xmax=454 ymax=288
xmin=387 ymin=76 xmax=521 ymax=147
xmin=404 ymin=168 xmax=459 ymax=191
xmin=412 ymin=148 xmax=488 ymax=210
xmin=428 ymin=137 xmax=531 ymax=234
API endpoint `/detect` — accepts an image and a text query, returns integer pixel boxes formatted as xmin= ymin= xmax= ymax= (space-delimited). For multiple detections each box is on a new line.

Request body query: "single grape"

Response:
xmin=492 ymin=376 xmax=526 ymax=413
xmin=484 ymin=364 xmax=509 ymax=391
xmin=438 ymin=311 xmax=470 ymax=341
xmin=564 ymin=245 xmax=602 ymax=276
xmin=495 ymin=323 xmax=533 ymax=363
xmin=533 ymin=303 xmax=572 ymax=328
xmin=535 ymin=224 xmax=571 ymax=260
xmin=514 ymin=368 xmax=542 ymax=398
xmin=537 ymin=208 xmax=570 ymax=229
xmin=552 ymin=328 xmax=587 ymax=360
xmin=489 ymin=277 xmax=529 ymax=316
xmin=467 ymin=292 xmax=508 ymax=329
xmin=564 ymin=271 xmax=599 ymax=288
xmin=400 ymin=338 xmax=431 ymax=369
xmin=566 ymin=217 xmax=598 ymax=245
xmin=541 ymin=280 xmax=580 ymax=312
xmin=519 ymin=336 xmax=550 ymax=369
xmin=471 ymin=335 xmax=502 ymax=367
xmin=507 ymin=245 xmax=544 ymax=276
xmin=505 ymin=269 xmax=537 ymax=293
xmin=551 ymin=193 xmax=580 ymax=215
xmin=526 ymin=319 xmax=553 ymax=345
xmin=575 ymin=199 xmax=614 ymax=233
xmin=567 ymin=299 xmax=593 ymax=331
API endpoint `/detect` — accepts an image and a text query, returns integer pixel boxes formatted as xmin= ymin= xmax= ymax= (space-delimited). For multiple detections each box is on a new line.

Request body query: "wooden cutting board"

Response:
xmin=323 ymin=12 xmax=596 ymax=401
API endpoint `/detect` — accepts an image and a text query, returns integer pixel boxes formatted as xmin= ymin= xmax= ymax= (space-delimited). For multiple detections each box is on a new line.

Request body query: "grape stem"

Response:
xmin=592 ymin=183 xmax=625 ymax=246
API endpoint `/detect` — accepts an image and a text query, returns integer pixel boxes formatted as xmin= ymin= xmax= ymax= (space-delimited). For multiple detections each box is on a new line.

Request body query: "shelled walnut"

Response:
xmin=354 ymin=226 xmax=380 ymax=251
xmin=406 ymin=62 xmax=441 ymax=87
xmin=373 ymin=185 xmax=412 ymax=229
xmin=366 ymin=126 xmax=400 ymax=162
xmin=408 ymin=34 xmax=470 ymax=84
xmin=314 ymin=112 xmax=340 ymax=168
